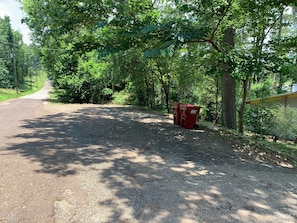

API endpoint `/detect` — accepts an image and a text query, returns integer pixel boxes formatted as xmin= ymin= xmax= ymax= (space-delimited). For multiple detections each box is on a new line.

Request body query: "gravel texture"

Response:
xmin=0 ymin=82 xmax=296 ymax=222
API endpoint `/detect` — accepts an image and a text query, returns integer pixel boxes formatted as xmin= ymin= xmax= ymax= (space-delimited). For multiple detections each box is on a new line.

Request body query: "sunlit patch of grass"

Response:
xmin=112 ymin=90 xmax=131 ymax=105
xmin=0 ymin=73 xmax=47 ymax=102
xmin=0 ymin=88 xmax=19 ymax=101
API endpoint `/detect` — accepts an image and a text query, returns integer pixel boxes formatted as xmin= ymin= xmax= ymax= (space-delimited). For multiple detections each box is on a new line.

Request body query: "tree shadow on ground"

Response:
xmin=5 ymin=105 xmax=297 ymax=222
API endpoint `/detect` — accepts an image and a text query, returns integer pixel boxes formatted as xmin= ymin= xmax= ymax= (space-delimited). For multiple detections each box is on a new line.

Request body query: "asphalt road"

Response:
xmin=0 ymin=82 xmax=297 ymax=223
xmin=0 ymin=81 xmax=74 ymax=223
xmin=0 ymin=81 xmax=51 ymax=141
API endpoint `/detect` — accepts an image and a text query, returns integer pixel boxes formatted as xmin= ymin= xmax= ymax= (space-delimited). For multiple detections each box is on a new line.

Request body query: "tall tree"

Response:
xmin=21 ymin=0 xmax=297 ymax=131
xmin=221 ymin=27 xmax=236 ymax=129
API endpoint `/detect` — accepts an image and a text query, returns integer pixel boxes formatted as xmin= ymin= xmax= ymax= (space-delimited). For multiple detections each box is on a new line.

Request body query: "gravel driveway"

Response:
xmin=0 ymin=83 xmax=296 ymax=222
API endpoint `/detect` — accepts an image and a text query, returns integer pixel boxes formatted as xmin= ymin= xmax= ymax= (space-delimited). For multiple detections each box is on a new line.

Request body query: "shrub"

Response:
xmin=248 ymin=79 xmax=274 ymax=100
xmin=245 ymin=104 xmax=275 ymax=135
xmin=0 ymin=65 xmax=11 ymax=88
xmin=245 ymin=104 xmax=297 ymax=141
xmin=56 ymin=75 xmax=112 ymax=104
xmin=272 ymin=106 xmax=297 ymax=140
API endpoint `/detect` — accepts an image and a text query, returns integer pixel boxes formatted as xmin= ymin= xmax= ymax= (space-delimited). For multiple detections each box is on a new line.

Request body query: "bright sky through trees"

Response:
xmin=0 ymin=0 xmax=31 ymax=44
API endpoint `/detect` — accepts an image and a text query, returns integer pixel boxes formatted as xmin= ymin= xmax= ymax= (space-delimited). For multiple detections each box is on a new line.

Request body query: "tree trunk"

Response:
xmin=221 ymin=27 xmax=236 ymax=129
xmin=221 ymin=74 xmax=236 ymax=129
xmin=238 ymin=79 xmax=248 ymax=134
xmin=162 ymin=82 xmax=170 ymax=113
xmin=14 ymin=56 xmax=18 ymax=93
xmin=214 ymin=75 xmax=220 ymax=125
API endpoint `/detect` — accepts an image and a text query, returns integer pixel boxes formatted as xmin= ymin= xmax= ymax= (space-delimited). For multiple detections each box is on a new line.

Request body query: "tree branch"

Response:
xmin=209 ymin=0 xmax=234 ymax=41
xmin=183 ymin=38 xmax=221 ymax=52
xmin=260 ymin=11 xmax=284 ymax=47
xmin=182 ymin=0 xmax=235 ymax=53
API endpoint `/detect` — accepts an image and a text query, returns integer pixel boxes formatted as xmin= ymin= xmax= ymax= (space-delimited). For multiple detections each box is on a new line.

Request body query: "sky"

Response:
xmin=0 ymin=0 xmax=31 ymax=44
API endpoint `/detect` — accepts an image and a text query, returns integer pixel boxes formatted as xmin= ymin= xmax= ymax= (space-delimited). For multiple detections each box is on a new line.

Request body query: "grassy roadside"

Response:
xmin=119 ymin=104 xmax=297 ymax=168
xmin=199 ymin=121 xmax=297 ymax=168
xmin=0 ymin=73 xmax=47 ymax=102
xmin=120 ymin=104 xmax=297 ymax=167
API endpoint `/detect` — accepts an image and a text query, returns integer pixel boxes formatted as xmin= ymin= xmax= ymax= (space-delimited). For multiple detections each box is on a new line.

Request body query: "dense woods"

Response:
xmin=0 ymin=16 xmax=41 ymax=92
xmin=14 ymin=0 xmax=297 ymax=133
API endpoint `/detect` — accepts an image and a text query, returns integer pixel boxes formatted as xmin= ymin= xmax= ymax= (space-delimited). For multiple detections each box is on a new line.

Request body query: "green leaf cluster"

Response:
xmin=20 ymin=0 xmax=297 ymax=132
xmin=0 ymin=15 xmax=40 ymax=91
xmin=246 ymin=104 xmax=297 ymax=141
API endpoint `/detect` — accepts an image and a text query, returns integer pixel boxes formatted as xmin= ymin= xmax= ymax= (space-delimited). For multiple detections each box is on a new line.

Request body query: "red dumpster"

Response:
xmin=179 ymin=104 xmax=201 ymax=129
xmin=172 ymin=102 xmax=181 ymax=125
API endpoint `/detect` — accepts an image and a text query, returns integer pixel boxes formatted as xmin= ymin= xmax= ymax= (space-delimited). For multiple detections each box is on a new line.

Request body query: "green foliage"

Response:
xmin=0 ymin=60 xmax=11 ymax=88
xmin=249 ymin=79 xmax=275 ymax=99
xmin=200 ymin=120 xmax=297 ymax=167
xmin=56 ymin=75 xmax=112 ymax=104
xmin=0 ymin=72 xmax=47 ymax=101
xmin=272 ymin=106 xmax=297 ymax=139
xmin=245 ymin=104 xmax=276 ymax=135
xmin=0 ymin=15 xmax=39 ymax=90
xmin=20 ymin=0 xmax=297 ymax=134
xmin=52 ymin=51 xmax=113 ymax=104
xmin=245 ymin=104 xmax=297 ymax=141
xmin=112 ymin=90 xmax=130 ymax=105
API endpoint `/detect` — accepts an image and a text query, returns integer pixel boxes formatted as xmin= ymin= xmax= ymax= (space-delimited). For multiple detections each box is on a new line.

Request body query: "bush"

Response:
xmin=112 ymin=90 xmax=130 ymax=105
xmin=245 ymin=104 xmax=297 ymax=141
xmin=248 ymin=79 xmax=274 ymax=100
xmin=56 ymin=75 xmax=112 ymax=104
xmin=272 ymin=106 xmax=297 ymax=140
xmin=245 ymin=104 xmax=275 ymax=135
xmin=0 ymin=65 xmax=12 ymax=88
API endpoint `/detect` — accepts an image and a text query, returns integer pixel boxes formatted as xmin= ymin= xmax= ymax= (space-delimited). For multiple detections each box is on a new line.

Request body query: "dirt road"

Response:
xmin=0 ymin=82 xmax=296 ymax=223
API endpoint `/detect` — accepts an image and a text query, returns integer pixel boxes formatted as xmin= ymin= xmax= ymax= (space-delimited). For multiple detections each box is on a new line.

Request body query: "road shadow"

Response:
xmin=5 ymin=105 xmax=297 ymax=222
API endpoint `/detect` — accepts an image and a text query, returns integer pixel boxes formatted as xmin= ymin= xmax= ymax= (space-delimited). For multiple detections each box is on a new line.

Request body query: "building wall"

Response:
xmin=247 ymin=93 xmax=297 ymax=108
xmin=288 ymin=97 xmax=297 ymax=108
xmin=265 ymin=97 xmax=297 ymax=108
xmin=246 ymin=98 xmax=297 ymax=108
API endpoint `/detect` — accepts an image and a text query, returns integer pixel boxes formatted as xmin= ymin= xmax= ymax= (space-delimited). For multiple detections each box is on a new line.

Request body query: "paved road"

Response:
xmin=0 ymin=82 xmax=83 ymax=223
xmin=0 ymin=81 xmax=51 ymax=140
xmin=0 ymin=82 xmax=297 ymax=223
xmin=0 ymin=83 xmax=60 ymax=223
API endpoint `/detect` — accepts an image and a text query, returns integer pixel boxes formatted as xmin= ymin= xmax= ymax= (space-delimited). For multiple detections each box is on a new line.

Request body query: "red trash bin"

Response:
xmin=172 ymin=102 xmax=181 ymax=125
xmin=179 ymin=104 xmax=201 ymax=129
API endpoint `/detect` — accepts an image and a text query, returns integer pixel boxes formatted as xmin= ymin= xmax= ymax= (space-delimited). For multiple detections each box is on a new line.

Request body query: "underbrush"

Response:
xmin=112 ymin=90 xmax=131 ymax=105
xmin=245 ymin=104 xmax=297 ymax=142
xmin=199 ymin=121 xmax=297 ymax=168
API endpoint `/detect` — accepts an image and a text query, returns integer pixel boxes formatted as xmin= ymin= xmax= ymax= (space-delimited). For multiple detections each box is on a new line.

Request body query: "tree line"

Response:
xmin=0 ymin=15 xmax=40 ymax=92
xmin=20 ymin=0 xmax=297 ymax=133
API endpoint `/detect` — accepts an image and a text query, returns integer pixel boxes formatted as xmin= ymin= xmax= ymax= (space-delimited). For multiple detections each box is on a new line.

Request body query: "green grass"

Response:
xmin=0 ymin=73 xmax=47 ymax=102
xmin=46 ymin=88 xmax=66 ymax=104
xmin=111 ymin=90 xmax=131 ymax=105
xmin=199 ymin=121 xmax=297 ymax=167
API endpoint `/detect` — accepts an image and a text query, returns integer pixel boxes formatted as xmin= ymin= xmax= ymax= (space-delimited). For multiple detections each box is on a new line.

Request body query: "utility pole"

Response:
xmin=10 ymin=50 xmax=19 ymax=94
xmin=7 ymin=16 xmax=19 ymax=94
